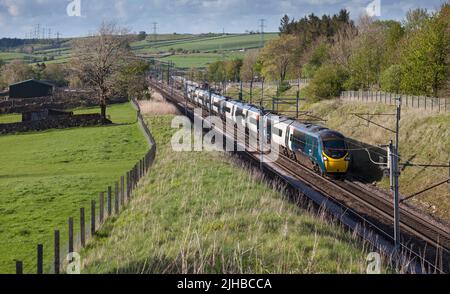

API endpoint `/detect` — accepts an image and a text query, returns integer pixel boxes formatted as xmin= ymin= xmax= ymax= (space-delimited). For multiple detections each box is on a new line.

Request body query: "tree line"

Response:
xmin=203 ymin=3 xmax=449 ymax=100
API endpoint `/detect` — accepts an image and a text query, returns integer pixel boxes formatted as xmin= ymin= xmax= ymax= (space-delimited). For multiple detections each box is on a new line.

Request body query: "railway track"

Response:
xmin=149 ymin=80 xmax=450 ymax=272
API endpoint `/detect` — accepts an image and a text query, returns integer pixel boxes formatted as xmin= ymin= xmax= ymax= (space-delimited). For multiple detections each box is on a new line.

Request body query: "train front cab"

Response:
xmin=321 ymin=134 xmax=350 ymax=175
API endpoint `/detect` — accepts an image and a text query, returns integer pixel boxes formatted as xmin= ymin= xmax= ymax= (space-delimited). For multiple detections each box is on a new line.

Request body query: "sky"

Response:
xmin=0 ymin=0 xmax=445 ymax=38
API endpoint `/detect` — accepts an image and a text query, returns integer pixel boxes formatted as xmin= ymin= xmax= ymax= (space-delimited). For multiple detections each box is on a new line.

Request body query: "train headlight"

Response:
xmin=345 ymin=156 xmax=351 ymax=161
xmin=323 ymin=156 xmax=328 ymax=161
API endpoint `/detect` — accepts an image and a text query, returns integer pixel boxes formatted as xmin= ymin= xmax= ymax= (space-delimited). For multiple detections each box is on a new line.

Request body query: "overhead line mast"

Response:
xmin=259 ymin=19 xmax=266 ymax=48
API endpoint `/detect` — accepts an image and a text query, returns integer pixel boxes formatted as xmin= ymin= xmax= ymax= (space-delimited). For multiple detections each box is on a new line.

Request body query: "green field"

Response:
xmin=134 ymin=33 xmax=278 ymax=54
xmin=0 ymin=52 xmax=34 ymax=63
xmin=159 ymin=52 xmax=247 ymax=68
xmin=0 ymin=103 xmax=148 ymax=273
xmin=0 ymin=113 xmax=21 ymax=124
xmin=81 ymin=114 xmax=375 ymax=274
xmin=0 ymin=34 xmax=277 ymax=68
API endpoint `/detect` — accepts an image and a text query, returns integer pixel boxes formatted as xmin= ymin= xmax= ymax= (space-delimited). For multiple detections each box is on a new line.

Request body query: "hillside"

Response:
xmin=0 ymin=34 xmax=278 ymax=69
xmin=80 ymin=114 xmax=378 ymax=274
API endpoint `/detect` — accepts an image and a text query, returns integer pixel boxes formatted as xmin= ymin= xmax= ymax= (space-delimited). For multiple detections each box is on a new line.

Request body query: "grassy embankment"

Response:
xmin=81 ymin=114 xmax=378 ymax=274
xmin=0 ymin=103 xmax=148 ymax=273
xmin=303 ymin=100 xmax=450 ymax=221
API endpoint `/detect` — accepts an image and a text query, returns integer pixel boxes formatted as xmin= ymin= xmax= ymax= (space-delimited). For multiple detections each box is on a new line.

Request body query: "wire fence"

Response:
xmin=341 ymin=90 xmax=450 ymax=113
xmin=13 ymin=98 xmax=157 ymax=274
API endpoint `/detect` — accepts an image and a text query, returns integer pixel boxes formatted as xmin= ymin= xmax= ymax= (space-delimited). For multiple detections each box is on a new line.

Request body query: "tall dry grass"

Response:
xmin=138 ymin=89 xmax=179 ymax=115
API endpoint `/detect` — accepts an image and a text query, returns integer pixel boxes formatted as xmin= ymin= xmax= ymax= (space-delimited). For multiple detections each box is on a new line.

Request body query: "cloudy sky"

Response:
xmin=0 ymin=0 xmax=444 ymax=38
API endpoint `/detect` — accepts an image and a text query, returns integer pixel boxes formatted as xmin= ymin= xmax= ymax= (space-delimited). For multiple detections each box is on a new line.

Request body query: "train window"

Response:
xmin=273 ymin=127 xmax=283 ymax=137
xmin=224 ymin=106 xmax=231 ymax=113
xmin=322 ymin=138 xmax=347 ymax=159
xmin=292 ymin=130 xmax=306 ymax=150
xmin=249 ymin=117 xmax=257 ymax=125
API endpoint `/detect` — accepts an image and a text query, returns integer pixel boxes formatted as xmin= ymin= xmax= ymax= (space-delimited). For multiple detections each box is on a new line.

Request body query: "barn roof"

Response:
xmin=9 ymin=79 xmax=54 ymax=88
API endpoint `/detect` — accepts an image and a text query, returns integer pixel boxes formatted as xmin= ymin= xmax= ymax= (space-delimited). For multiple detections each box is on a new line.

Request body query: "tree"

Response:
xmin=207 ymin=61 xmax=226 ymax=86
xmin=42 ymin=64 xmax=69 ymax=87
xmin=279 ymin=15 xmax=291 ymax=34
xmin=0 ymin=60 xmax=35 ymax=88
xmin=116 ymin=59 xmax=150 ymax=100
xmin=400 ymin=4 xmax=450 ymax=97
xmin=137 ymin=31 xmax=147 ymax=41
xmin=345 ymin=17 xmax=389 ymax=90
xmin=380 ymin=65 xmax=402 ymax=93
xmin=240 ymin=51 xmax=259 ymax=82
xmin=224 ymin=59 xmax=243 ymax=82
xmin=260 ymin=35 xmax=298 ymax=82
xmin=301 ymin=42 xmax=329 ymax=79
xmin=404 ymin=8 xmax=430 ymax=33
xmin=70 ymin=22 xmax=132 ymax=120
xmin=329 ymin=24 xmax=357 ymax=67
xmin=304 ymin=64 xmax=348 ymax=101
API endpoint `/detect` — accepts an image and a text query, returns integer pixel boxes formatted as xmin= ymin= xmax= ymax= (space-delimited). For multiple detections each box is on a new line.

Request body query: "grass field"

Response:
xmin=0 ymin=103 xmax=148 ymax=273
xmin=0 ymin=52 xmax=34 ymax=63
xmin=137 ymin=33 xmax=278 ymax=53
xmin=1 ymin=34 xmax=277 ymax=68
xmin=0 ymin=113 xmax=21 ymax=124
xmin=158 ymin=52 xmax=246 ymax=68
xmin=80 ymin=114 xmax=377 ymax=274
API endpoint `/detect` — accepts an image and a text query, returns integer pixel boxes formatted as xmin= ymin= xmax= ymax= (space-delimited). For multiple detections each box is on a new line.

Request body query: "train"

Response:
xmin=184 ymin=81 xmax=350 ymax=176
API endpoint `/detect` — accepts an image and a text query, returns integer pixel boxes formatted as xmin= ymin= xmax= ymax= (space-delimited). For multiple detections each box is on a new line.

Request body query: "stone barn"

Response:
xmin=9 ymin=79 xmax=54 ymax=99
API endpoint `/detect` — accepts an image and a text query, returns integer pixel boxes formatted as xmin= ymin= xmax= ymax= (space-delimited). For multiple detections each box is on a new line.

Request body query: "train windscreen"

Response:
xmin=322 ymin=138 xmax=347 ymax=159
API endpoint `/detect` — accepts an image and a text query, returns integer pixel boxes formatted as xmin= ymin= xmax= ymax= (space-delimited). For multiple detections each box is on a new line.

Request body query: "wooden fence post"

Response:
xmin=54 ymin=230 xmax=60 ymax=274
xmin=108 ymin=186 xmax=112 ymax=216
xmin=115 ymin=182 xmax=120 ymax=214
xmin=68 ymin=217 xmax=74 ymax=255
xmin=91 ymin=200 xmax=96 ymax=236
xmin=99 ymin=192 xmax=104 ymax=223
xmin=16 ymin=261 xmax=23 ymax=274
xmin=120 ymin=176 xmax=125 ymax=205
xmin=80 ymin=208 xmax=85 ymax=247
xmin=37 ymin=244 xmax=43 ymax=274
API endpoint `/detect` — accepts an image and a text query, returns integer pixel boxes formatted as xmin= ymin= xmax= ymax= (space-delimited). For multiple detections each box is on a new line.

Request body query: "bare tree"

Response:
xmin=71 ymin=22 xmax=131 ymax=120
xmin=329 ymin=24 xmax=358 ymax=67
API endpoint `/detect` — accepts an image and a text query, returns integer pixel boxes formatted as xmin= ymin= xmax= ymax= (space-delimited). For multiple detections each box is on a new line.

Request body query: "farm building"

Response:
xmin=22 ymin=108 xmax=73 ymax=122
xmin=9 ymin=79 xmax=54 ymax=99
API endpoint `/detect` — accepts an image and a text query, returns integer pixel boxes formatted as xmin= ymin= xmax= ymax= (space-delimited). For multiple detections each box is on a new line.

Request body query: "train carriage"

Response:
xmin=183 ymin=82 xmax=350 ymax=176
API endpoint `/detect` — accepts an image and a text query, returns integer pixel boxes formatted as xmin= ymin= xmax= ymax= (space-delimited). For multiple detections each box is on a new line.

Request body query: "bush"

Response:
xmin=380 ymin=65 xmax=402 ymax=93
xmin=304 ymin=64 xmax=348 ymax=101
xmin=277 ymin=81 xmax=291 ymax=94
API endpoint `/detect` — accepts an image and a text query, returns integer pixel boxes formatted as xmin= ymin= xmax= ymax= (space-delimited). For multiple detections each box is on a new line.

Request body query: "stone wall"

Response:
xmin=0 ymin=90 xmax=128 ymax=114
xmin=0 ymin=114 xmax=112 ymax=135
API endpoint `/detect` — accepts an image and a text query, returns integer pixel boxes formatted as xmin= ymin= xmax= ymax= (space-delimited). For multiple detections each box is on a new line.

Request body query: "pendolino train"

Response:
xmin=185 ymin=81 xmax=350 ymax=176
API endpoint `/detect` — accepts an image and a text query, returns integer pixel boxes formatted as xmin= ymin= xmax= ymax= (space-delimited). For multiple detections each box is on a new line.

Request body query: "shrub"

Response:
xmin=277 ymin=81 xmax=291 ymax=94
xmin=304 ymin=64 xmax=348 ymax=101
xmin=380 ymin=65 xmax=402 ymax=93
